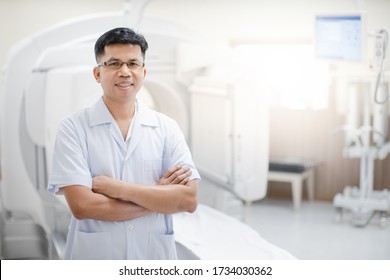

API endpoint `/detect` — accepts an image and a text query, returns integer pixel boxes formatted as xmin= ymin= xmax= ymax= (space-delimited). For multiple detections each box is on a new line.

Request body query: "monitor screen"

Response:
xmin=315 ymin=14 xmax=365 ymax=62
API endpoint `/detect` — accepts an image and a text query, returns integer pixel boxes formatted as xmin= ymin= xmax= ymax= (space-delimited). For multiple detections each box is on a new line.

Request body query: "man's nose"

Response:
xmin=117 ymin=63 xmax=131 ymax=76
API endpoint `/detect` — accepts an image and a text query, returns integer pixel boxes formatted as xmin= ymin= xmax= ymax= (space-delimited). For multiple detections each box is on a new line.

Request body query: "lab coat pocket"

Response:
xmin=147 ymin=232 xmax=177 ymax=260
xmin=144 ymin=159 xmax=163 ymax=184
xmin=72 ymin=231 xmax=112 ymax=260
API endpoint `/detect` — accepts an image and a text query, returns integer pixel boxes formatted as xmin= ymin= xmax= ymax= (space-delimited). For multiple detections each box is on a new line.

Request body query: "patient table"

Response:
xmin=174 ymin=204 xmax=296 ymax=259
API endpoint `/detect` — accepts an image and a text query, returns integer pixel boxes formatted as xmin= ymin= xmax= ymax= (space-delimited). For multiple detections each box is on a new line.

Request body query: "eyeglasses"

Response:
xmin=97 ymin=59 xmax=145 ymax=72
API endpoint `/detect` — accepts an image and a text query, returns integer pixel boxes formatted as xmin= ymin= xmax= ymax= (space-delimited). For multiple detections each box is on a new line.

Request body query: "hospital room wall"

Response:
xmin=1 ymin=0 xmax=390 ymax=201
xmin=2 ymin=0 xmax=389 ymax=70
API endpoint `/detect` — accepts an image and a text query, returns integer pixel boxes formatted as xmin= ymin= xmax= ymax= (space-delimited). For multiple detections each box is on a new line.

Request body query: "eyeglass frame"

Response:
xmin=97 ymin=59 xmax=145 ymax=72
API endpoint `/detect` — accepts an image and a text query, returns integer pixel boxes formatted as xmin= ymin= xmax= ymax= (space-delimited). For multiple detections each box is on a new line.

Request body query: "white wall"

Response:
xmin=1 ymin=0 xmax=390 ymax=69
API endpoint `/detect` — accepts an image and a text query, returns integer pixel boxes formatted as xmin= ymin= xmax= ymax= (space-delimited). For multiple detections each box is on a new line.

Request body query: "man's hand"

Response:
xmin=92 ymin=165 xmax=192 ymax=197
xmin=92 ymin=175 xmax=120 ymax=198
xmin=158 ymin=165 xmax=192 ymax=185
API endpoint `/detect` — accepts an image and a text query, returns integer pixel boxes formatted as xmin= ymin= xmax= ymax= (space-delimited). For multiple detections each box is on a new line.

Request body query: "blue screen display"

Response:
xmin=315 ymin=15 xmax=363 ymax=62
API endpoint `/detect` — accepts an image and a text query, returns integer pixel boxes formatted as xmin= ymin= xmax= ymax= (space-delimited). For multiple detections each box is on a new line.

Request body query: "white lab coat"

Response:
xmin=48 ymin=97 xmax=200 ymax=259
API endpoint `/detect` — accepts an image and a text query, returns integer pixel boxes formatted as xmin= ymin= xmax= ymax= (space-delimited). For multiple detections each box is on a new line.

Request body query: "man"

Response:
xmin=48 ymin=27 xmax=200 ymax=259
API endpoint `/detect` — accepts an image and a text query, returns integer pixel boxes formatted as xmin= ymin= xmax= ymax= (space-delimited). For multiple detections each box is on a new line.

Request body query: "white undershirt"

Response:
xmin=125 ymin=103 xmax=137 ymax=146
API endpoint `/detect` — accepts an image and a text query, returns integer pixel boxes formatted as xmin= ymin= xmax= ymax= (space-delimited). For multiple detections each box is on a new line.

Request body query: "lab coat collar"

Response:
xmin=136 ymin=101 xmax=160 ymax=128
xmin=89 ymin=96 xmax=114 ymax=127
xmin=88 ymin=96 xmax=160 ymax=128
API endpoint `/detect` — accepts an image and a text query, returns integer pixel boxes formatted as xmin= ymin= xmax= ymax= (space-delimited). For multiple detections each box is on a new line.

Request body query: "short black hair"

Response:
xmin=94 ymin=27 xmax=148 ymax=62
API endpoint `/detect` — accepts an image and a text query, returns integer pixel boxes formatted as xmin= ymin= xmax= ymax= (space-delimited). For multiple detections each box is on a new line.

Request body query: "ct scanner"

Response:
xmin=0 ymin=0 xmax=291 ymax=259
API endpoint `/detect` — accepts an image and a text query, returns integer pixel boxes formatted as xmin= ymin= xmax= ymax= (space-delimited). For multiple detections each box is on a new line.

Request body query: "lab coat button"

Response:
xmin=128 ymin=224 xmax=135 ymax=230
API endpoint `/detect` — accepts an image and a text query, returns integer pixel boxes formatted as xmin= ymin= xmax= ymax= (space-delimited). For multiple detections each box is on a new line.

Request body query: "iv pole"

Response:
xmin=333 ymin=29 xmax=390 ymax=227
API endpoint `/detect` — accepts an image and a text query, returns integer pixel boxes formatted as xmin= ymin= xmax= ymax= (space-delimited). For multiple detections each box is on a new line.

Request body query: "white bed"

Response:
xmin=174 ymin=204 xmax=296 ymax=260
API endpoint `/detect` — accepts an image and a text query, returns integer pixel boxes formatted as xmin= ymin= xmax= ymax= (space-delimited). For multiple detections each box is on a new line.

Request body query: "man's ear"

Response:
xmin=93 ymin=67 xmax=101 ymax=82
xmin=143 ymin=67 xmax=147 ymax=78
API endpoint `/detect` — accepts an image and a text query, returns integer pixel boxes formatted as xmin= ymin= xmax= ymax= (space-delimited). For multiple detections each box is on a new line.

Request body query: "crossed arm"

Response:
xmin=63 ymin=165 xmax=197 ymax=221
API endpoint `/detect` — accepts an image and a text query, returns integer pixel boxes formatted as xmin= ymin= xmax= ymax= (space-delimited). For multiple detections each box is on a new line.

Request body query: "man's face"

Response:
xmin=93 ymin=44 xmax=146 ymax=103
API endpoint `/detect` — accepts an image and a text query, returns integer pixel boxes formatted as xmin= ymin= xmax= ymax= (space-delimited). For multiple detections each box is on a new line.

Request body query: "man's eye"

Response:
xmin=108 ymin=61 xmax=121 ymax=67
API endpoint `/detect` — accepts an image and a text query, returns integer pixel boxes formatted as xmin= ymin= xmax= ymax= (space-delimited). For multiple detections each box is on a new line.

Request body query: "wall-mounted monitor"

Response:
xmin=315 ymin=13 xmax=366 ymax=62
